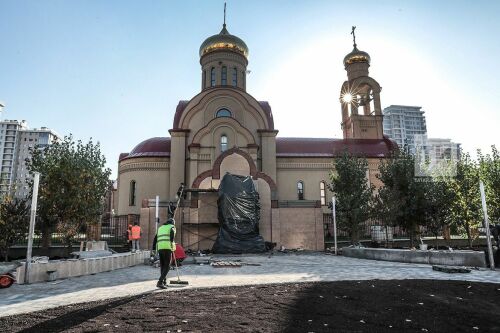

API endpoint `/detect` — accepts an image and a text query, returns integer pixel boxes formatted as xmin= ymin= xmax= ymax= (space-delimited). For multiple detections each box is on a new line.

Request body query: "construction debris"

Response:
xmin=209 ymin=259 xmax=262 ymax=268
xmin=211 ymin=261 xmax=242 ymax=268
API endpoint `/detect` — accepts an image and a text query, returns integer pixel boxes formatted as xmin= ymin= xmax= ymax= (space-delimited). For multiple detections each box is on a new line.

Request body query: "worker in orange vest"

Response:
xmin=130 ymin=222 xmax=142 ymax=252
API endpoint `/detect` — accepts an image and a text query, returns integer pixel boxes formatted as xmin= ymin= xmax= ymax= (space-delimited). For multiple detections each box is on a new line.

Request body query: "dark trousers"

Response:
xmin=158 ymin=249 xmax=172 ymax=283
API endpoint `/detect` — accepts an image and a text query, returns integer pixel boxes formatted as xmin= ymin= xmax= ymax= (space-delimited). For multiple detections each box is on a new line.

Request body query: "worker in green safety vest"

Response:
xmin=152 ymin=218 xmax=176 ymax=289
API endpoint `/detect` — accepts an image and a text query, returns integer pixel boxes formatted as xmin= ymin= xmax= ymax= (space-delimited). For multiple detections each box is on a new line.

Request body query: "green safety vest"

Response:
xmin=157 ymin=224 xmax=176 ymax=250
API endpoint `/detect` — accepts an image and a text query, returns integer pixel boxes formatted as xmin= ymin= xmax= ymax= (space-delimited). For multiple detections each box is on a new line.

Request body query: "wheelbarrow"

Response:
xmin=0 ymin=263 xmax=18 ymax=288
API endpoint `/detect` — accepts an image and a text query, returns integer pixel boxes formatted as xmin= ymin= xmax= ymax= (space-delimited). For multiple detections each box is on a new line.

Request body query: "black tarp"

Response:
xmin=212 ymin=173 xmax=266 ymax=254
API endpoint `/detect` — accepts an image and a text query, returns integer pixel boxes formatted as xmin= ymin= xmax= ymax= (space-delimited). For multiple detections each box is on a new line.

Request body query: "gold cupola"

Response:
xmin=343 ymin=46 xmax=371 ymax=66
xmin=199 ymin=24 xmax=249 ymax=59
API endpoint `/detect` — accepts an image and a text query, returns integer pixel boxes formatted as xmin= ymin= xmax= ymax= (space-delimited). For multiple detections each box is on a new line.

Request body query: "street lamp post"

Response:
xmin=332 ymin=197 xmax=338 ymax=255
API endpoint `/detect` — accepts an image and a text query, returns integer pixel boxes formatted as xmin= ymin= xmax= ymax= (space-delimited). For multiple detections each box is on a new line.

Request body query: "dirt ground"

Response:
xmin=1 ymin=280 xmax=499 ymax=333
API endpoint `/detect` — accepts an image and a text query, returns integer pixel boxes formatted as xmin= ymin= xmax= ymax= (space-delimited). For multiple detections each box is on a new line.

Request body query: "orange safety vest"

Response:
xmin=131 ymin=225 xmax=141 ymax=240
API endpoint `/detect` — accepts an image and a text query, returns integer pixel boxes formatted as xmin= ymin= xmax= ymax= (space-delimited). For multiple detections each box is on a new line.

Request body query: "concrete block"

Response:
xmin=342 ymin=247 xmax=486 ymax=267
xmin=16 ymin=251 xmax=152 ymax=284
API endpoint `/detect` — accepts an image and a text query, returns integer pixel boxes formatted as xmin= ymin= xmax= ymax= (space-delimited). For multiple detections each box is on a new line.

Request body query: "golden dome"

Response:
xmin=199 ymin=25 xmax=249 ymax=58
xmin=343 ymin=46 xmax=371 ymax=66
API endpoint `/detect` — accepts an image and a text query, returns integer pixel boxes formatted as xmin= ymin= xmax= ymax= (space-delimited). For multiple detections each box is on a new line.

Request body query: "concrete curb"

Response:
xmin=342 ymin=247 xmax=486 ymax=267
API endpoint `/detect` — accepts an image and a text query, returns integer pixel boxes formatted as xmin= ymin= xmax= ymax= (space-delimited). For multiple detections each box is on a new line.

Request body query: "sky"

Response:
xmin=1 ymin=0 xmax=499 ymax=177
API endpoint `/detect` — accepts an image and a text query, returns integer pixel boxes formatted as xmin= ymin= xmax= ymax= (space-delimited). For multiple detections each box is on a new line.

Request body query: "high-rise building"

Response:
xmin=0 ymin=120 xmax=59 ymax=198
xmin=13 ymin=127 xmax=59 ymax=198
xmin=426 ymin=138 xmax=461 ymax=161
xmin=382 ymin=105 xmax=427 ymax=154
xmin=0 ymin=120 xmax=28 ymax=196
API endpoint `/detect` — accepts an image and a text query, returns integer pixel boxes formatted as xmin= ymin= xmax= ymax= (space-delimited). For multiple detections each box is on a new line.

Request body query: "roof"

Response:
xmin=172 ymin=99 xmax=274 ymax=130
xmin=119 ymin=136 xmax=396 ymax=162
xmin=119 ymin=137 xmax=171 ymax=161
xmin=276 ymin=137 xmax=396 ymax=158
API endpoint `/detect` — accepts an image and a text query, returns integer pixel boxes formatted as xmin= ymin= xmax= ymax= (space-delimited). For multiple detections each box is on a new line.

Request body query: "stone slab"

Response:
xmin=432 ymin=265 xmax=471 ymax=273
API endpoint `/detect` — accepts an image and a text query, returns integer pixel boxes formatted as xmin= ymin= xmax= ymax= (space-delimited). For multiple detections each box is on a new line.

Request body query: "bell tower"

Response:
xmin=199 ymin=3 xmax=249 ymax=91
xmin=340 ymin=26 xmax=384 ymax=140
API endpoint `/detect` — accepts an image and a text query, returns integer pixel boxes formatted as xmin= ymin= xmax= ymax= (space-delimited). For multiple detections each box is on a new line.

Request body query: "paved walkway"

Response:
xmin=1 ymin=253 xmax=499 ymax=317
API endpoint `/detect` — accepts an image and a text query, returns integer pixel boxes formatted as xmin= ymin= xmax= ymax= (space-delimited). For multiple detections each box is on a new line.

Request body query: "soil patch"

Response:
xmin=1 ymin=280 xmax=499 ymax=332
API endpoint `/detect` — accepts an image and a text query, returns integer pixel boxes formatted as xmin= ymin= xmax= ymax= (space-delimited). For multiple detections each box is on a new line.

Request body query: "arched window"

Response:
xmin=210 ymin=67 xmax=216 ymax=87
xmin=232 ymin=67 xmax=237 ymax=86
xmin=297 ymin=181 xmax=304 ymax=200
xmin=216 ymin=108 xmax=231 ymax=118
xmin=221 ymin=66 xmax=227 ymax=85
xmin=220 ymin=135 xmax=228 ymax=152
xmin=129 ymin=180 xmax=136 ymax=206
xmin=320 ymin=181 xmax=326 ymax=206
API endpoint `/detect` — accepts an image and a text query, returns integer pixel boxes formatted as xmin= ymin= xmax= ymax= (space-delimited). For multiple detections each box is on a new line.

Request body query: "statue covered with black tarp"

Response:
xmin=212 ymin=173 xmax=266 ymax=254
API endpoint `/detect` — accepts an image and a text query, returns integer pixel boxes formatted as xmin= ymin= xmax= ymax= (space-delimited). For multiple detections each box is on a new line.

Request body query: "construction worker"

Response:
xmin=130 ymin=222 xmax=142 ymax=252
xmin=152 ymin=218 xmax=176 ymax=289
xmin=126 ymin=224 xmax=133 ymax=250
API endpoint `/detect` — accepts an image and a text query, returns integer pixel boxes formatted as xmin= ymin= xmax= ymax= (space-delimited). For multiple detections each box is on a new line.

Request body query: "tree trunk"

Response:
xmin=66 ymin=239 xmax=73 ymax=258
xmin=435 ymin=235 xmax=439 ymax=249
xmin=409 ymin=230 xmax=415 ymax=248
xmin=442 ymin=225 xmax=451 ymax=247
xmin=3 ymin=251 xmax=8 ymax=262
xmin=41 ymin=223 xmax=52 ymax=251
xmin=465 ymin=223 xmax=473 ymax=248
xmin=351 ymin=225 xmax=359 ymax=245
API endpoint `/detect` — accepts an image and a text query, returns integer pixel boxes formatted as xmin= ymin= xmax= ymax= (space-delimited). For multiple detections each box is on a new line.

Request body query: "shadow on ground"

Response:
xmin=282 ymin=280 xmax=500 ymax=332
xmin=14 ymin=294 xmax=144 ymax=333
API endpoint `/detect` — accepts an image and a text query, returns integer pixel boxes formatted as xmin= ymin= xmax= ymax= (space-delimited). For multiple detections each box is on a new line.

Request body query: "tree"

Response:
xmin=423 ymin=179 xmax=455 ymax=249
xmin=329 ymin=152 xmax=373 ymax=244
xmin=0 ymin=196 xmax=30 ymax=261
xmin=26 ymin=136 xmax=111 ymax=255
xmin=478 ymin=146 xmax=500 ymax=225
xmin=448 ymin=152 xmax=481 ymax=248
xmin=376 ymin=149 xmax=427 ymax=247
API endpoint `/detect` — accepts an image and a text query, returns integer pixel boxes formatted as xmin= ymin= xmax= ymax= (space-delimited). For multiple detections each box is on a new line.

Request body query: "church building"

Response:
xmin=115 ymin=22 xmax=396 ymax=251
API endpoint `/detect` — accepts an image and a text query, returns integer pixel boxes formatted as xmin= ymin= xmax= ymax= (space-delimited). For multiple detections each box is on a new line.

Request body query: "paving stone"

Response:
xmin=0 ymin=253 xmax=499 ymax=317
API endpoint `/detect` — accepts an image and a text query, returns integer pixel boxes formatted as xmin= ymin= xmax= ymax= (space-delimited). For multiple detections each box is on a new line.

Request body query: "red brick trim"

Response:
xmin=255 ymin=171 xmax=278 ymax=200
xmin=212 ymin=147 xmax=257 ymax=179
xmin=191 ymin=170 xmax=212 ymax=189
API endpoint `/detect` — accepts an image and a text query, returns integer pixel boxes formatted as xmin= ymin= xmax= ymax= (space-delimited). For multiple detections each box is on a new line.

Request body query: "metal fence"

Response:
xmin=13 ymin=214 xmax=139 ymax=248
xmin=323 ymin=213 xmax=436 ymax=241
xmin=101 ymin=215 xmax=140 ymax=246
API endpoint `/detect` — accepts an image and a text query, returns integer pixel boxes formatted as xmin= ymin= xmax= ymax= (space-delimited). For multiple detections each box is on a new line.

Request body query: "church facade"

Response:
xmin=116 ymin=23 xmax=396 ymax=251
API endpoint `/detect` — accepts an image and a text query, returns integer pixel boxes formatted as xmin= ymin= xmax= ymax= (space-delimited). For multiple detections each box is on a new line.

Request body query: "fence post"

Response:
xmin=24 ymin=172 xmax=40 ymax=284
xmin=480 ymin=181 xmax=495 ymax=270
